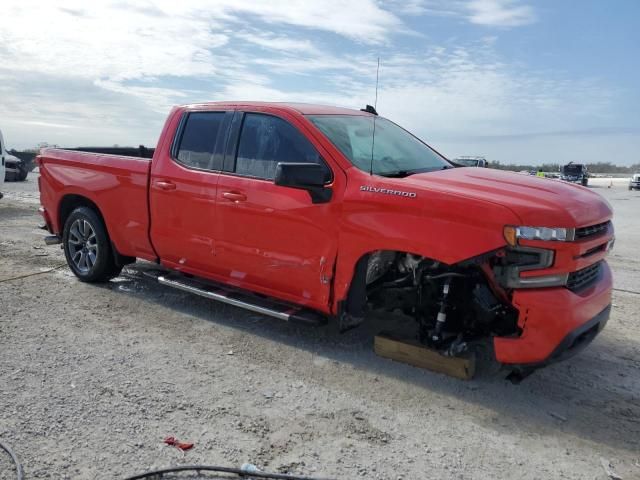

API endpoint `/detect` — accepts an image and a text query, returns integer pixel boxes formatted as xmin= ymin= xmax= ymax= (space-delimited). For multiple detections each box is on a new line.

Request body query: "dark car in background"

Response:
xmin=5 ymin=150 xmax=36 ymax=182
xmin=561 ymin=162 xmax=589 ymax=186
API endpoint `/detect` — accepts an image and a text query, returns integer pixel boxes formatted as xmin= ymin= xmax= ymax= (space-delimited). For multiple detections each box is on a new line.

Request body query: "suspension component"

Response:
xmin=431 ymin=277 xmax=452 ymax=344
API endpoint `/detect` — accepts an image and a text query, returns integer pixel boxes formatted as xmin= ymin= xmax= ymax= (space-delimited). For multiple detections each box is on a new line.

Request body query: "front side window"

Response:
xmin=176 ymin=112 xmax=225 ymax=171
xmin=307 ymin=115 xmax=451 ymax=177
xmin=235 ymin=113 xmax=328 ymax=181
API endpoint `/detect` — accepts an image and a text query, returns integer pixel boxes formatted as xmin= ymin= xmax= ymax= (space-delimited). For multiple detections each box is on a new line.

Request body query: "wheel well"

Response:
xmin=59 ymin=195 xmax=106 ymax=232
xmin=58 ymin=194 xmax=136 ymax=267
xmin=342 ymin=250 xmax=417 ymax=316
xmin=342 ymin=249 xmax=519 ymax=348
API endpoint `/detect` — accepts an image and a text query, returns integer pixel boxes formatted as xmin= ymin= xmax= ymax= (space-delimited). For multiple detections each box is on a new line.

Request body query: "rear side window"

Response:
xmin=176 ymin=112 xmax=225 ymax=171
xmin=235 ymin=113 xmax=329 ymax=181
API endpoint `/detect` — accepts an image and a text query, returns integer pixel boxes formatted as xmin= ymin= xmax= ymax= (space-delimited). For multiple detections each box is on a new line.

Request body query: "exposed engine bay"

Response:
xmin=346 ymin=250 xmax=520 ymax=358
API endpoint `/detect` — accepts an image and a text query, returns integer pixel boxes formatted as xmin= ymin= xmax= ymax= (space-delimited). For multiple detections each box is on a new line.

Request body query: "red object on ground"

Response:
xmin=164 ymin=436 xmax=194 ymax=451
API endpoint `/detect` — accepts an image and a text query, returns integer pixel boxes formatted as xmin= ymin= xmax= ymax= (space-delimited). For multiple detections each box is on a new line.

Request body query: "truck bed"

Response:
xmin=38 ymin=148 xmax=156 ymax=261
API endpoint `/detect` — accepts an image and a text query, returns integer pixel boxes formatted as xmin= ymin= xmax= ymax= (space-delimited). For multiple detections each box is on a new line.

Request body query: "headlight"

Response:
xmin=503 ymin=226 xmax=574 ymax=246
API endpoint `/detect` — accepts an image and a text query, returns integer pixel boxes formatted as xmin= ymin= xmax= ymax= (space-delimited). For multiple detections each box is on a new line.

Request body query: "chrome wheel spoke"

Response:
xmin=68 ymin=218 xmax=99 ymax=274
xmin=83 ymin=220 xmax=91 ymax=239
xmin=70 ymin=224 xmax=82 ymax=243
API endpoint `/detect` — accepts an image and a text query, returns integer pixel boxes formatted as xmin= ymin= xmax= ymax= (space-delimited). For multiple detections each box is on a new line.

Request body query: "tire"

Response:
xmin=16 ymin=166 xmax=28 ymax=181
xmin=62 ymin=206 xmax=120 ymax=282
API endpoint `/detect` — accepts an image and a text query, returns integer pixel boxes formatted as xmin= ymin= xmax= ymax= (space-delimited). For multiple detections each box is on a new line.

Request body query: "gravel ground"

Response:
xmin=1 ymin=176 xmax=639 ymax=480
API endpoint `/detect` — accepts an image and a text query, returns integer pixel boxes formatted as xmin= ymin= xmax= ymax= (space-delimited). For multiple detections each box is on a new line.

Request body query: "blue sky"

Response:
xmin=1 ymin=0 xmax=638 ymax=164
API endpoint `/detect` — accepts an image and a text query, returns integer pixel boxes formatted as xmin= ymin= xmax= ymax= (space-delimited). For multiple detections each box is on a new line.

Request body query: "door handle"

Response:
xmin=222 ymin=191 xmax=247 ymax=202
xmin=155 ymin=180 xmax=176 ymax=191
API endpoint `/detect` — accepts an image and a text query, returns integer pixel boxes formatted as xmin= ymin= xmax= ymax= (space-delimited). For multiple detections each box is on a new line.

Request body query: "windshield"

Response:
xmin=307 ymin=115 xmax=450 ymax=177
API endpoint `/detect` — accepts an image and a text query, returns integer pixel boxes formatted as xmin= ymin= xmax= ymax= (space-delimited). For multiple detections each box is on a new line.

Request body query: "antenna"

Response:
xmin=369 ymin=57 xmax=380 ymax=176
xmin=374 ymin=56 xmax=380 ymax=110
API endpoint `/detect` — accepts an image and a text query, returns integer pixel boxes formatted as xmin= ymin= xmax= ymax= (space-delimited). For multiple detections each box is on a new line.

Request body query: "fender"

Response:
xmin=330 ymin=170 xmax=521 ymax=313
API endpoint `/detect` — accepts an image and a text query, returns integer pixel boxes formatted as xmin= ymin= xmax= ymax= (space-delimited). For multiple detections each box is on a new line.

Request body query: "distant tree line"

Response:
xmin=7 ymin=147 xmax=639 ymax=174
xmin=488 ymin=160 xmax=640 ymax=174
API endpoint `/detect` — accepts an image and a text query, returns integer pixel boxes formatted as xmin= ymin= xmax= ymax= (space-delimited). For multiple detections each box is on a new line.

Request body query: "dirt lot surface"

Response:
xmin=1 ymin=176 xmax=639 ymax=479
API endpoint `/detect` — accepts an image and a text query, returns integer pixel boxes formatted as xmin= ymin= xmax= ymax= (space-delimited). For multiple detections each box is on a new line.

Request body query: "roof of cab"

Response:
xmin=180 ymin=101 xmax=371 ymax=116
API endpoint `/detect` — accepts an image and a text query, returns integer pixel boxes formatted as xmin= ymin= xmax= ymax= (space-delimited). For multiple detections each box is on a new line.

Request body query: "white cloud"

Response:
xmin=0 ymin=0 xmax=633 ymax=165
xmin=466 ymin=0 xmax=536 ymax=27
xmin=0 ymin=0 xmax=402 ymax=121
xmin=209 ymin=0 xmax=403 ymax=43
xmin=235 ymin=31 xmax=319 ymax=54
xmin=388 ymin=0 xmax=536 ymax=27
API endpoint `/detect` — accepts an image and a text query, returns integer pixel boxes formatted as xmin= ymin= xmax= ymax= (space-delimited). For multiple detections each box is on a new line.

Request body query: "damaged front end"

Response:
xmin=344 ymin=250 xmax=520 ymax=367
xmin=345 ymin=235 xmax=611 ymax=381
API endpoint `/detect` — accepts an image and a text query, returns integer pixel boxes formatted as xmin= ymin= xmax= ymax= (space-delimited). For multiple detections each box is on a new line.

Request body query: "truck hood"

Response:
xmin=400 ymin=167 xmax=612 ymax=227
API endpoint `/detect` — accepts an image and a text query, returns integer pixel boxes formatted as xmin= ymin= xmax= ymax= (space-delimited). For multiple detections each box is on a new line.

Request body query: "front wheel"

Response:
xmin=62 ymin=206 xmax=121 ymax=282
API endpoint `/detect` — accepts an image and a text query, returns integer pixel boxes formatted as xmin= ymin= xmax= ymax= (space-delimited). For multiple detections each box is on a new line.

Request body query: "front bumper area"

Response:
xmin=5 ymin=162 xmax=21 ymax=174
xmin=494 ymin=261 xmax=612 ymax=366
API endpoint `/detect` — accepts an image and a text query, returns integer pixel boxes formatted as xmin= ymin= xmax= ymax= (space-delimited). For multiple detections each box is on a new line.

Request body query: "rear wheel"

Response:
xmin=62 ymin=207 xmax=121 ymax=282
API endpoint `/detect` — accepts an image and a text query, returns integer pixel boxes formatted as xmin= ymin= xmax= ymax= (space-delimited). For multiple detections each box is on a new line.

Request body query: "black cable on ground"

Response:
xmin=0 ymin=263 xmax=67 ymax=284
xmin=124 ymin=465 xmax=334 ymax=480
xmin=0 ymin=439 xmax=24 ymax=480
xmin=613 ymin=287 xmax=640 ymax=295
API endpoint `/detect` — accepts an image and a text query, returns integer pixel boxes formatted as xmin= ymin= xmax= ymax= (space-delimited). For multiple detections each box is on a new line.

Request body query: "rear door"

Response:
xmin=149 ymin=110 xmax=232 ymax=276
xmin=215 ymin=111 xmax=340 ymax=311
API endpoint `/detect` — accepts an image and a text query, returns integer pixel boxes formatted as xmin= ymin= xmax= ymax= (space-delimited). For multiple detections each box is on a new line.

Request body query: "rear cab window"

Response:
xmin=174 ymin=111 xmax=227 ymax=171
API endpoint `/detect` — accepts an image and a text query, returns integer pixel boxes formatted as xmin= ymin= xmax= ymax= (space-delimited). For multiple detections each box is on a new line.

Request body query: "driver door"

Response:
xmin=214 ymin=111 xmax=339 ymax=311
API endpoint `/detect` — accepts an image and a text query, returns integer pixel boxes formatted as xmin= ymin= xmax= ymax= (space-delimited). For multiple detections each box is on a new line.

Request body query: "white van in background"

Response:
xmin=0 ymin=129 xmax=6 ymax=198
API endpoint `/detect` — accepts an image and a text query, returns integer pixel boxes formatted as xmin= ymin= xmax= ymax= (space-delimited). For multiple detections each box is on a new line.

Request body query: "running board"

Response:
xmin=154 ymin=273 xmax=327 ymax=326
xmin=44 ymin=235 xmax=62 ymax=245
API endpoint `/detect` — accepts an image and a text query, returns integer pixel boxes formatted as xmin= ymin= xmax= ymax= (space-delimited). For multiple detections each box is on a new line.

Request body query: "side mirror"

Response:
xmin=274 ymin=162 xmax=332 ymax=204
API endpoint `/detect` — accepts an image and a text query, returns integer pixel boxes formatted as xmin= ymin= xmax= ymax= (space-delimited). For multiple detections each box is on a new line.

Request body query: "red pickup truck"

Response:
xmin=37 ymin=102 xmax=614 ymax=380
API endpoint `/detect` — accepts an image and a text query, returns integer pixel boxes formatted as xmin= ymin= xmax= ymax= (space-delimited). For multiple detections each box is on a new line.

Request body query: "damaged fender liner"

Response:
xmin=505 ymin=304 xmax=611 ymax=382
